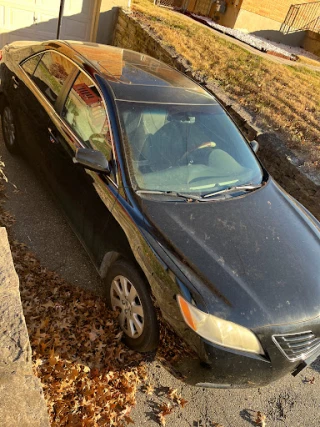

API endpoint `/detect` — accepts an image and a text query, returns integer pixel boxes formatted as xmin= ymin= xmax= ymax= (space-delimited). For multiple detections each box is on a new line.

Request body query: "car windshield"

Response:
xmin=117 ymin=101 xmax=263 ymax=196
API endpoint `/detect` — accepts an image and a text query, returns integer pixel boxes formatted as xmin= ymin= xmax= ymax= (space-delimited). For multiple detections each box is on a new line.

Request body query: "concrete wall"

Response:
xmin=216 ymin=2 xmax=241 ymax=28
xmin=241 ymin=0 xmax=316 ymax=25
xmin=96 ymin=0 xmax=130 ymax=45
xmin=303 ymin=30 xmax=320 ymax=57
xmin=0 ymin=228 xmax=49 ymax=427
xmin=233 ymin=9 xmax=307 ymax=45
xmin=234 ymin=8 xmax=281 ymax=32
xmin=113 ymin=10 xmax=320 ymax=220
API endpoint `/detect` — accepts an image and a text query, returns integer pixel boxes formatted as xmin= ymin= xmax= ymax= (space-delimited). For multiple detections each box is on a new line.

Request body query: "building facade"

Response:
xmin=0 ymin=0 xmax=130 ymax=48
xmin=185 ymin=0 xmax=317 ymax=33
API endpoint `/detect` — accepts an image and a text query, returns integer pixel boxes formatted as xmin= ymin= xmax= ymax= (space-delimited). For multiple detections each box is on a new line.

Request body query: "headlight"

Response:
xmin=177 ymin=295 xmax=264 ymax=355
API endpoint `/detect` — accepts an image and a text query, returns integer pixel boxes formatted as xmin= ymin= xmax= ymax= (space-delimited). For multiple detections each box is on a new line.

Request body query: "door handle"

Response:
xmin=12 ymin=75 xmax=19 ymax=89
xmin=48 ymin=127 xmax=58 ymax=144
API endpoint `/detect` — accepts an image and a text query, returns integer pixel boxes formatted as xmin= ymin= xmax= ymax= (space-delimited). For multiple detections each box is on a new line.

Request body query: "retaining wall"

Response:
xmin=0 ymin=227 xmax=49 ymax=427
xmin=113 ymin=10 xmax=320 ymax=220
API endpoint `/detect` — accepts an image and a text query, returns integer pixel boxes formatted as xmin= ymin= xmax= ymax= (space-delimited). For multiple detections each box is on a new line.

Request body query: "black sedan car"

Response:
xmin=1 ymin=40 xmax=320 ymax=388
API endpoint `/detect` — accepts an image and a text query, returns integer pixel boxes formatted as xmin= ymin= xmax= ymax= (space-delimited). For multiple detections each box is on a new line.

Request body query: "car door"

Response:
xmin=16 ymin=50 xmax=77 ymax=172
xmin=42 ymin=69 xmax=119 ymax=268
xmin=4 ymin=51 xmax=43 ymax=164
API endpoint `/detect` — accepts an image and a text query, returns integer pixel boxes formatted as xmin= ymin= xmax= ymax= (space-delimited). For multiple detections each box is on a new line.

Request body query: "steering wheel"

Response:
xmin=179 ymin=141 xmax=217 ymax=165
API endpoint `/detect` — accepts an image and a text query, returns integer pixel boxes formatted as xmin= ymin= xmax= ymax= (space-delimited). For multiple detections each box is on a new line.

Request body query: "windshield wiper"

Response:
xmin=136 ymin=185 xmax=263 ymax=201
xmin=203 ymin=184 xmax=263 ymax=199
xmin=135 ymin=190 xmax=202 ymax=201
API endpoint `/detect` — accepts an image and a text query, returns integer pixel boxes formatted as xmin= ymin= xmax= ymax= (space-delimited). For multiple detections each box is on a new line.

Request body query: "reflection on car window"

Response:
xmin=63 ymin=72 xmax=115 ymax=180
xmin=21 ymin=53 xmax=43 ymax=77
xmin=117 ymin=102 xmax=263 ymax=195
xmin=32 ymin=51 xmax=76 ymax=105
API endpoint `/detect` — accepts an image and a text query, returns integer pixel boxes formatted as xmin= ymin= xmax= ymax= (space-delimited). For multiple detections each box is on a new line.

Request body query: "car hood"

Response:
xmin=139 ymin=179 xmax=320 ymax=329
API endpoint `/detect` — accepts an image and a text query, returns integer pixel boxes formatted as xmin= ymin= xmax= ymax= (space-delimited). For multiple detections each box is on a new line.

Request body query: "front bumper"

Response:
xmin=169 ymin=321 xmax=320 ymax=389
xmin=140 ymin=232 xmax=320 ymax=388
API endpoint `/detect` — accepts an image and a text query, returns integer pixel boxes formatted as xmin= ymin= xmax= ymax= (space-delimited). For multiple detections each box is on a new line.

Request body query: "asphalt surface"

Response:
xmin=0 ymin=129 xmax=319 ymax=427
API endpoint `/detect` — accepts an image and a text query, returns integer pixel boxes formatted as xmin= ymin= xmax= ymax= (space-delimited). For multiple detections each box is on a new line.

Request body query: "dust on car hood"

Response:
xmin=139 ymin=179 xmax=320 ymax=329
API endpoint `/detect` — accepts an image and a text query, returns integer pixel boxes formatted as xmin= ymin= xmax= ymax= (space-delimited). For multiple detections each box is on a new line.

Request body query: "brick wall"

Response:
xmin=241 ymin=0 xmax=316 ymax=24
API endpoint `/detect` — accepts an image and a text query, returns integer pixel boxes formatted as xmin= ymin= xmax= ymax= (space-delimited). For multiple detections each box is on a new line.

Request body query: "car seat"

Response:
xmin=141 ymin=117 xmax=213 ymax=171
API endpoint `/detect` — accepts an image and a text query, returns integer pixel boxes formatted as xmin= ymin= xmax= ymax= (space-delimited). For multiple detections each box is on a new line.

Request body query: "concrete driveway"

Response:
xmin=0 ymin=130 xmax=319 ymax=427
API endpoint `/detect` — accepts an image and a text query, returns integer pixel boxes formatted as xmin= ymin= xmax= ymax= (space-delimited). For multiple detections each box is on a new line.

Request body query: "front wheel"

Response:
xmin=1 ymin=102 xmax=20 ymax=154
xmin=105 ymin=259 xmax=159 ymax=352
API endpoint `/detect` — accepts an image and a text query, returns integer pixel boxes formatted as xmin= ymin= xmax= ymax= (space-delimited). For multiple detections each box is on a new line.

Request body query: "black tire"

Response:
xmin=1 ymin=101 xmax=21 ymax=154
xmin=105 ymin=258 xmax=159 ymax=352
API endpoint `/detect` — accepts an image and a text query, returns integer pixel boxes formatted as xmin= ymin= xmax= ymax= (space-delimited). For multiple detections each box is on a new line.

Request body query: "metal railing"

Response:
xmin=281 ymin=1 xmax=320 ymax=33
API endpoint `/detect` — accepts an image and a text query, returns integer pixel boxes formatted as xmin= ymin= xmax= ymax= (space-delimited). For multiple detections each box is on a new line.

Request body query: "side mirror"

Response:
xmin=73 ymin=148 xmax=110 ymax=174
xmin=250 ymin=140 xmax=259 ymax=153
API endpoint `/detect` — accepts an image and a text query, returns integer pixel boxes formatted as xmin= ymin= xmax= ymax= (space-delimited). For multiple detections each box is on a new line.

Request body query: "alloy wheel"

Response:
xmin=110 ymin=275 xmax=144 ymax=339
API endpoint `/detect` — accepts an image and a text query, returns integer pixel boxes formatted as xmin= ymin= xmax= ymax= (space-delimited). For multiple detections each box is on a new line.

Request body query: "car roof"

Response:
xmin=63 ymin=41 xmax=218 ymax=105
xmin=8 ymin=40 xmax=218 ymax=105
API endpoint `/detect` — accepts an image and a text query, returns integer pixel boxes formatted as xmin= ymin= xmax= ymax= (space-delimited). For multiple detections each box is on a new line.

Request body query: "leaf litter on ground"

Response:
xmin=255 ymin=411 xmax=267 ymax=427
xmin=15 ymin=238 xmax=146 ymax=426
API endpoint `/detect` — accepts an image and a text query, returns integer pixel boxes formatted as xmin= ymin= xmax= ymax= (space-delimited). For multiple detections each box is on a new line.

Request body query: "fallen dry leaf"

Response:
xmin=157 ymin=403 xmax=174 ymax=426
xmin=167 ymin=388 xmax=179 ymax=401
xmin=304 ymin=376 xmax=316 ymax=384
xmin=255 ymin=411 xmax=267 ymax=427
xmin=159 ymin=402 xmax=173 ymax=416
xmin=167 ymin=388 xmax=188 ymax=408
xmin=178 ymin=397 xmax=188 ymax=408
xmin=144 ymin=383 xmax=155 ymax=395
xmin=158 ymin=412 xmax=166 ymax=426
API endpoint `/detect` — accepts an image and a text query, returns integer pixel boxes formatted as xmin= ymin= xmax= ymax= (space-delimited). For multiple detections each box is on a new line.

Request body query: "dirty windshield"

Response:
xmin=117 ymin=102 xmax=263 ymax=196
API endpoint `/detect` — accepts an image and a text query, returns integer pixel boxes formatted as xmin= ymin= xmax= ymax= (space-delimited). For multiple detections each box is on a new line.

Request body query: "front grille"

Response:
xmin=272 ymin=331 xmax=320 ymax=361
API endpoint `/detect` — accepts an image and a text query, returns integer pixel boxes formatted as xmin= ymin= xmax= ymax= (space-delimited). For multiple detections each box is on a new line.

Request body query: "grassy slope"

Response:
xmin=132 ymin=0 xmax=320 ymax=165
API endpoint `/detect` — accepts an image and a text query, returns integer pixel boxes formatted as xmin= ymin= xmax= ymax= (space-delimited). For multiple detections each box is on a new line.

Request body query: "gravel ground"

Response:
xmin=1 ymin=130 xmax=320 ymax=426
xmin=190 ymin=13 xmax=320 ymax=62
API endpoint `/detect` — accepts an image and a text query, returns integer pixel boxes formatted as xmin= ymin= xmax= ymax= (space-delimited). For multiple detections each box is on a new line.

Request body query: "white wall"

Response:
xmin=96 ymin=0 xmax=130 ymax=45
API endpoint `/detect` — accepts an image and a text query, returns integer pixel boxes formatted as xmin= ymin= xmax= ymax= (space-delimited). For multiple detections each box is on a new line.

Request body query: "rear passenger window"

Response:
xmin=21 ymin=54 xmax=42 ymax=77
xmin=32 ymin=51 xmax=76 ymax=105
xmin=63 ymin=72 xmax=113 ymax=159
xmin=63 ymin=72 xmax=116 ymax=181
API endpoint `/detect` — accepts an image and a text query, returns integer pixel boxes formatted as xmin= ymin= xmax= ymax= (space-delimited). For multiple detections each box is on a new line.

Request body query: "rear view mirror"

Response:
xmin=73 ymin=148 xmax=110 ymax=174
xmin=250 ymin=140 xmax=259 ymax=153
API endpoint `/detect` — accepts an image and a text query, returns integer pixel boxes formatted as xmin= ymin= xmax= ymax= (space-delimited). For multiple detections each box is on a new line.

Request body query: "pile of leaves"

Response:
xmin=14 ymin=240 xmax=195 ymax=426
xmin=12 ymin=238 xmax=146 ymax=426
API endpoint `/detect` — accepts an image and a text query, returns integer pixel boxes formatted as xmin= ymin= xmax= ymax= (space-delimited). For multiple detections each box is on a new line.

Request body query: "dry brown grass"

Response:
xmin=132 ymin=0 xmax=320 ymax=165
xmin=297 ymin=55 xmax=320 ymax=67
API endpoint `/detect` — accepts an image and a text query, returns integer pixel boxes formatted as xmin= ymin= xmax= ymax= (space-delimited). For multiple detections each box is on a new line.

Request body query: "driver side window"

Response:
xmin=63 ymin=72 xmax=116 ymax=181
